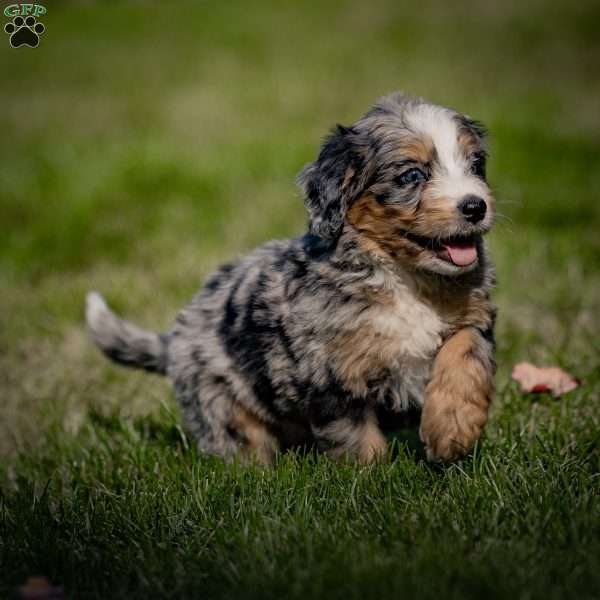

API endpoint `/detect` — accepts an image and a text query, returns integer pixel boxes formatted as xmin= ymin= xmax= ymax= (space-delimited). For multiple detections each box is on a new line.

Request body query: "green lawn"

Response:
xmin=1 ymin=1 xmax=600 ymax=598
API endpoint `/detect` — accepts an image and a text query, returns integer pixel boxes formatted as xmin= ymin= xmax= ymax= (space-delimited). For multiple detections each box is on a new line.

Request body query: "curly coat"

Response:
xmin=86 ymin=92 xmax=497 ymax=464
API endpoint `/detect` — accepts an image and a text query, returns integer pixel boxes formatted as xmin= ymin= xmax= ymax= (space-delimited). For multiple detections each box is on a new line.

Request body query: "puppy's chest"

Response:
xmin=327 ymin=286 xmax=447 ymax=400
xmin=366 ymin=292 xmax=446 ymax=362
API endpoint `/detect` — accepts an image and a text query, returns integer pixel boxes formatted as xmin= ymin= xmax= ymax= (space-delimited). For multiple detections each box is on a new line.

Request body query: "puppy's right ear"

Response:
xmin=297 ymin=125 xmax=366 ymax=243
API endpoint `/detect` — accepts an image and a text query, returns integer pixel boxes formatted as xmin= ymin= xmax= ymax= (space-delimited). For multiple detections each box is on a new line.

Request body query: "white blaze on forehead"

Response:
xmin=405 ymin=103 xmax=487 ymax=202
xmin=406 ymin=104 xmax=465 ymax=175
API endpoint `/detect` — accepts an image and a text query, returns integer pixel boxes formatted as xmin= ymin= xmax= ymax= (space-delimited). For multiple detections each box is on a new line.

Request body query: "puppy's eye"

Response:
xmin=471 ymin=153 xmax=486 ymax=178
xmin=394 ymin=168 xmax=427 ymax=187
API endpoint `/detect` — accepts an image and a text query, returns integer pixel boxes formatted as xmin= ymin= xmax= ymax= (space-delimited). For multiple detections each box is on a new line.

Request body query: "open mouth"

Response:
xmin=404 ymin=232 xmax=480 ymax=267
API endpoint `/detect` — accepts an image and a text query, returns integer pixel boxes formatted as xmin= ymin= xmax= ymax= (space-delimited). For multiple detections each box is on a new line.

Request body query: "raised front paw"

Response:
xmin=419 ymin=390 xmax=488 ymax=463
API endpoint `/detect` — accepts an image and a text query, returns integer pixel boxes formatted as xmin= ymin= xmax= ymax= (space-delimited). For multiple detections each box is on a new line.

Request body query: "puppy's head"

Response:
xmin=298 ymin=93 xmax=495 ymax=276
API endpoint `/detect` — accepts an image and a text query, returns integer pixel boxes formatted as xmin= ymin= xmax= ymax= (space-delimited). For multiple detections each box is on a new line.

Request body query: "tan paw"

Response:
xmin=419 ymin=399 xmax=487 ymax=463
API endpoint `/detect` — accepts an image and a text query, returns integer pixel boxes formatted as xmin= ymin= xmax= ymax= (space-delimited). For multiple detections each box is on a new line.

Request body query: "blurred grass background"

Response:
xmin=1 ymin=1 xmax=599 ymax=598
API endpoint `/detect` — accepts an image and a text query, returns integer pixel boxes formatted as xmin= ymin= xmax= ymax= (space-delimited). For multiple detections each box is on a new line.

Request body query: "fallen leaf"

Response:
xmin=14 ymin=577 xmax=65 ymax=600
xmin=511 ymin=362 xmax=579 ymax=397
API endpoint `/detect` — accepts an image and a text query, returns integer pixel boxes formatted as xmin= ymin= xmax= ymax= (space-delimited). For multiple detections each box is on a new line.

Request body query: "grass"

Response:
xmin=1 ymin=1 xmax=599 ymax=598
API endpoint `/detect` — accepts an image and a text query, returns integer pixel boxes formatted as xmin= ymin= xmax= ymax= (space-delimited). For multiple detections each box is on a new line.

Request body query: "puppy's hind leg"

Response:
xmin=229 ymin=402 xmax=279 ymax=465
xmin=175 ymin=378 xmax=278 ymax=465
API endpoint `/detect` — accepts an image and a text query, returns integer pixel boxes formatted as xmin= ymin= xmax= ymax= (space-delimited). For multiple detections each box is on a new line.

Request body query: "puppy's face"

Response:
xmin=299 ymin=94 xmax=495 ymax=276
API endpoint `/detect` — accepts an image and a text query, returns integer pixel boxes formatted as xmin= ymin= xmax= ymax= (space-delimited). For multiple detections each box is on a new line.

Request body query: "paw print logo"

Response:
xmin=4 ymin=15 xmax=45 ymax=48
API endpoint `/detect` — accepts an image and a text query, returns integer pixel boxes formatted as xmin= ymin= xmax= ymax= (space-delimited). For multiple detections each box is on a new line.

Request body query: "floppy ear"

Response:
xmin=297 ymin=125 xmax=366 ymax=242
xmin=459 ymin=115 xmax=488 ymax=143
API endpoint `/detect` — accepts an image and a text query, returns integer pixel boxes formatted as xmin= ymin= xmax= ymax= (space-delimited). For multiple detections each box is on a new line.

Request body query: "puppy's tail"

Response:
xmin=85 ymin=292 xmax=168 ymax=375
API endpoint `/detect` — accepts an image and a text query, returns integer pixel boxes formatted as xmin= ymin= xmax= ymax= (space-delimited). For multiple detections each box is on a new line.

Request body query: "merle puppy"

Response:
xmin=87 ymin=92 xmax=496 ymax=465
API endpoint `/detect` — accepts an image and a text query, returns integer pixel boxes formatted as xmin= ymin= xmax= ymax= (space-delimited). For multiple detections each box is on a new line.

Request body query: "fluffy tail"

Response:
xmin=85 ymin=292 xmax=168 ymax=375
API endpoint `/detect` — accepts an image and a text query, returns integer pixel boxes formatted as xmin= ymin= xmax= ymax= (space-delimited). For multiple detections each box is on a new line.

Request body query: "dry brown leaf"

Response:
xmin=511 ymin=362 xmax=579 ymax=397
xmin=15 ymin=577 xmax=65 ymax=600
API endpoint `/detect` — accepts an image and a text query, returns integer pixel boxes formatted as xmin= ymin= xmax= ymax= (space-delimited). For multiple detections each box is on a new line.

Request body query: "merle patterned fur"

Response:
xmin=86 ymin=92 xmax=497 ymax=464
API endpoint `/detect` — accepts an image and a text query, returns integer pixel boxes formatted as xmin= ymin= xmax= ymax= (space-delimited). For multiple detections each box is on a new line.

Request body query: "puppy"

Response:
xmin=86 ymin=92 xmax=496 ymax=465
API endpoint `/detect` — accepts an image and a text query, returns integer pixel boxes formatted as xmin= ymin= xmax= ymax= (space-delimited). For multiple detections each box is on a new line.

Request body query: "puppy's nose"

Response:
xmin=459 ymin=195 xmax=487 ymax=223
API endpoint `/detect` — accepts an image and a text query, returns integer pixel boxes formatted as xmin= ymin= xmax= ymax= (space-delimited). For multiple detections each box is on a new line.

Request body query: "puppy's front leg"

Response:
xmin=420 ymin=326 xmax=495 ymax=462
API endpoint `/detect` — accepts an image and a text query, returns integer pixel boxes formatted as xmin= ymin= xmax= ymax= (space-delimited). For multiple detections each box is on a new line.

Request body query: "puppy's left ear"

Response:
xmin=297 ymin=125 xmax=367 ymax=243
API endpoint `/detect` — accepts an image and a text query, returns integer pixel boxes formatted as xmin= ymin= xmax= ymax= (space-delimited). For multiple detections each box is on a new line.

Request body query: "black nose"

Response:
xmin=459 ymin=195 xmax=487 ymax=223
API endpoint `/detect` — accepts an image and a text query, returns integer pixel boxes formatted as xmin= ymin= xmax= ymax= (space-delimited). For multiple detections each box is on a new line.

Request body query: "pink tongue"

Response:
xmin=443 ymin=242 xmax=477 ymax=266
